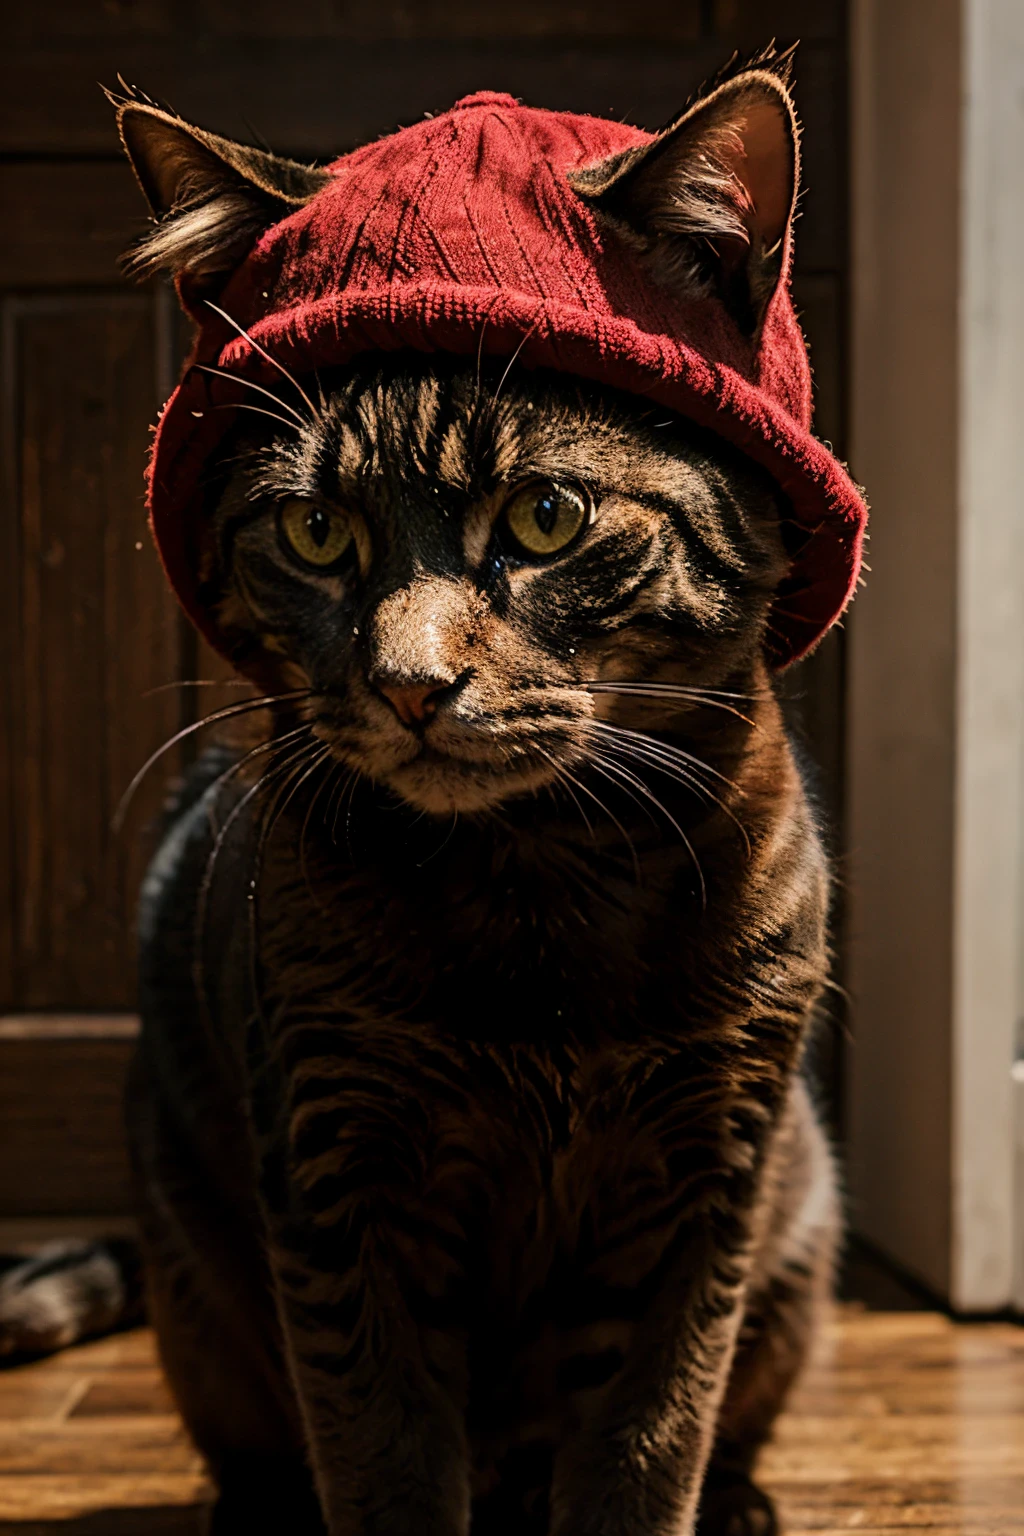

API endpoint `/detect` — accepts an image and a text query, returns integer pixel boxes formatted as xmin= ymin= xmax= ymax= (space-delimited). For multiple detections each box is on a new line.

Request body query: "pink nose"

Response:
xmin=375 ymin=679 xmax=447 ymax=728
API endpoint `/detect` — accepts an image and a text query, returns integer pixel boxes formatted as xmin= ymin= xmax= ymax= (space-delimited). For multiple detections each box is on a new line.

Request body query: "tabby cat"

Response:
xmin=1 ymin=55 xmax=843 ymax=1536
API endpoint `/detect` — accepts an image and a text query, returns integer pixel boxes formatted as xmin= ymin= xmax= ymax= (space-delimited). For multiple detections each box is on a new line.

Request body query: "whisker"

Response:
xmin=490 ymin=317 xmax=539 ymax=412
xmin=474 ymin=308 xmax=491 ymax=409
xmin=544 ymin=758 xmax=596 ymax=841
xmin=625 ymin=739 xmax=745 ymax=807
xmin=586 ymin=755 xmax=660 ymax=834
xmin=210 ymin=402 xmax=301 ymax=434
xmin=589 ymin=720 xmax=742 ymax=793
xmin=541 ymin=757 xmax=592 ymax=838
xmin=204 ymin=301 xmax=322 ymax=423
xmin=589 ymin=725 xmax=727 ymax=799
xmin=298 ymin=754 xmax=341 ymax=904
xmin=113 ymin=688 xmax=313 ymax=832
xmin=245 ymin=740 xmax=327 ymax=1019
xmin=585 ymin=680 xmax=766 ymax=702
xmin=591 ymin=726 xmax=740 ymax=813
xmin=143 ymin=679 xmax=250 ymax=697
xmin=198 ymin=731 xmax=314 ymax=938
xmin=342 ymin=767 xmax=363 ymax=856
xmin=587 ymin=683 xmax=759 ymax=731
xmin=327 ymin=766 xmax=356 ymax=846
xmin=194 ymin=364 xmax=309 ymax=426
xmin=331 ymin=767 xmax=360 ymax=847
xmin=590 ymin=731 xmax=751 ymax=858
xmin=416 ymin=812 xmax=459 ymax=870
xmin=195 ymin=733 xmax=316 ymax=1030
xmin=205 ymin=722 xmax=315 ymax=824
xmin=590 ymin=751 xmax=706 ymax=908
xmin=537 ymin=748 xmax=641 ymax=883
xmin=257 ymin=743 xmax=333 ymax=868
xmin=242 ymin=742 xmax=325 ymax=1032
xmin=243 ymin=740 xmax=333 ymax=1023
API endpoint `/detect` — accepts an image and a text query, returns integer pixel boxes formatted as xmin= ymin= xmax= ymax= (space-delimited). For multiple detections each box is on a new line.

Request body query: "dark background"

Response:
xmin=0 ymin=0 xmax=849 ymax=1219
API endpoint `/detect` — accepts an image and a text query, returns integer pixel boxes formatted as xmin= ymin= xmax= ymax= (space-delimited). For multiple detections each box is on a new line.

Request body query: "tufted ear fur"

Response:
xmin=111 ymin=86 xmax=330 ymax=303
xmin=569 ymin=53 xmax=800 ymax=335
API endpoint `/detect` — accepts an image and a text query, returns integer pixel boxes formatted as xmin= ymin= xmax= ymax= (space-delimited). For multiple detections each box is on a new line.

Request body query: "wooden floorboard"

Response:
xmin=0 ymin=1307 xmax=1021 ymax=1532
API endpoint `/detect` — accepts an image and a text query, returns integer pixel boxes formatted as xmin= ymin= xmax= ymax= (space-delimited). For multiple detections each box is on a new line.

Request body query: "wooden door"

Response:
xmin=0 ymin=207 xmax=186 ymax=1013
xmin=0 ymin=0 xmax=850 ymax=1220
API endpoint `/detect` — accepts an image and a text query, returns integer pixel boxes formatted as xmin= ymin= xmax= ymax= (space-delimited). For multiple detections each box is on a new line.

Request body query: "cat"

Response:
xmin=0 ymin=52 xmax=850 ymax=1536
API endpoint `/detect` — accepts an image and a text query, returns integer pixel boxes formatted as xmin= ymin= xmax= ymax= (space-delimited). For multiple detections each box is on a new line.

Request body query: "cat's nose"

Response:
xmin=372 ymin=672 xmax=469 ymax=729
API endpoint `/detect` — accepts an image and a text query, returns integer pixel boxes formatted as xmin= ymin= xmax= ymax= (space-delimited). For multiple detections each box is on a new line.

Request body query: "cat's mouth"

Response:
xmin=314 ymin=713 xmax=574 ymax=816
xmin=311 ymin=680 xmax=587 ymax=815
xmin=384 ymin=748 xmax=557 ymax=815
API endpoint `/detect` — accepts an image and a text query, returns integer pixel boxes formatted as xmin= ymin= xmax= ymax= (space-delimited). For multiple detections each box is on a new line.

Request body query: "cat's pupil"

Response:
xmin=535 ymin=493 xmax=558 ymax=536
xmin=308 ymin=507 xmax=330 ymax=548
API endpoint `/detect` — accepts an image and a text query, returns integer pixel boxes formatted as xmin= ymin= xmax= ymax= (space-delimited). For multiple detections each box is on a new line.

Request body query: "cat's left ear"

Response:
xmin=569 ymin=60 xmax=799 ymax=335
xmin=110 ymin=87 xmax=329 ymax=304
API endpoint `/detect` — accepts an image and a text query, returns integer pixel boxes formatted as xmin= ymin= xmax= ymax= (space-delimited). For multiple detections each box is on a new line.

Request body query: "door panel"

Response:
xmin=2 ymin=295 xmax=183 ymax=1008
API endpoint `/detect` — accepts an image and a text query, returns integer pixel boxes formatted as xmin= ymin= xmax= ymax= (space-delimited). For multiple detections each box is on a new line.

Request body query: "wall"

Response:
xmin=847 ymin=0 xmax=1024 ymax=1309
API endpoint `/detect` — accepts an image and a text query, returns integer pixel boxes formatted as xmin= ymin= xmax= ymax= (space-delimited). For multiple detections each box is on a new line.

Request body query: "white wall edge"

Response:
xmin=951 ymin=0 xmax=1024 ymax=1311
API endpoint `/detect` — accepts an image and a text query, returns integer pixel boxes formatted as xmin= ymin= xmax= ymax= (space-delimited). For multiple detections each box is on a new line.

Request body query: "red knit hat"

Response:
xmin=145 ymin=87 xmax=866 ymax=669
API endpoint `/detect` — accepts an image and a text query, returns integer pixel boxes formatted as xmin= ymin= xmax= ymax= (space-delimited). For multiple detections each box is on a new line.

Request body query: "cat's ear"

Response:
xmin=111 ymin=88 xmax=329 ymax=302
xmin=569 ymin=57 xmax=799 ymax=335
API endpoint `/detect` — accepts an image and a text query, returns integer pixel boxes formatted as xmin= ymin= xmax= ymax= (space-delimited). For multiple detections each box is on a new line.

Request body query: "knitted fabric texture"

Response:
xmin=149 ymin=89 xmax=867 ymax=668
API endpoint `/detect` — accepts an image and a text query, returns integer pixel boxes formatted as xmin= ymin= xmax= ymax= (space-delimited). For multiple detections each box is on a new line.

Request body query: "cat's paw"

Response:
xmin=696 ymin=1472 xmax=778 ymax=1536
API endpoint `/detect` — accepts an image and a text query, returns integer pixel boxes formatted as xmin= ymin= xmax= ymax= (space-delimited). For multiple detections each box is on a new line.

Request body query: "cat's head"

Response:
xmin=201 ymin=359 xmax=786 ymax=814
xmin=115 ymin=59 xmax=840 ymax=818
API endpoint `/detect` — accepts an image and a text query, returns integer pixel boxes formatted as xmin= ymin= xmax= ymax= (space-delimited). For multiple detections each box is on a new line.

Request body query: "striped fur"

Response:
xmin=0 ymin=357 xmax=836 ymax=1532
xmin=112 ymin=359 xmax=839 ymax=1534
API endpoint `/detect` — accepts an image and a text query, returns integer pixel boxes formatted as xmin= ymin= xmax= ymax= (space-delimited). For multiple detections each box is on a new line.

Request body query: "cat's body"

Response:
xmin=134 ymin=711 xmax=834 ymax=1536
xmin=0 ymin=53 xmax=864 ymax=1536
xmin=121 ymin=360 xmax=839 ymax=1536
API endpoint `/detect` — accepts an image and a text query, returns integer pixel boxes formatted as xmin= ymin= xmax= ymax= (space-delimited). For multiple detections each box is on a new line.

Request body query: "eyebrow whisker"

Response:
xmin=203 ymin=300 xmax=323 ymax=424
xmin=194 ymin=364 xmax=310 ymax=427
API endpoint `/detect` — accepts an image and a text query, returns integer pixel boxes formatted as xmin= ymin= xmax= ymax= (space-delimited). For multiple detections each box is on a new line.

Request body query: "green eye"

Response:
xmin=502 ymin=479 xmax=591 ymax=558
xmin=278 ymin=498 xmax=353 ymax=569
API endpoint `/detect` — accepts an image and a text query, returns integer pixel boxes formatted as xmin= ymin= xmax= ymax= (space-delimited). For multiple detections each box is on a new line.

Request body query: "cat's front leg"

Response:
xmin=549 ymin=1026 xmax=809 ymax=1536
xmin=551 ymin=1212 xmax=753 ymax=1536
xmin=265 ymin=1216 xmax=471 ymax=1536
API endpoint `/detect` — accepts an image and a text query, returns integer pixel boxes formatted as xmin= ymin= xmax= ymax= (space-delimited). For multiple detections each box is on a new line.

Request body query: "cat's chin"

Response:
xmin=382 ymin=754 xmax=556 ymax=816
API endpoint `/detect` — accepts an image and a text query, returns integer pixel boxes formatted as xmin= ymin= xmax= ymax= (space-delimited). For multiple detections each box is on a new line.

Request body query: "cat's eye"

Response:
xmin=278 ymin=498 xmax=354 ymax=570
xmin=501 ymin=479 xmax=592 ymax=558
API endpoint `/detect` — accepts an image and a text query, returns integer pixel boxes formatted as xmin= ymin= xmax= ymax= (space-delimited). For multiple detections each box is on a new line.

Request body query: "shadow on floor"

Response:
xmin=838 ymin=1234 xmax=939 ymax=1311
xmin=0 ymin=1511 xmax=206 ymax=1535
xmin=0 ymin=1243 xmax=936 ymax=1535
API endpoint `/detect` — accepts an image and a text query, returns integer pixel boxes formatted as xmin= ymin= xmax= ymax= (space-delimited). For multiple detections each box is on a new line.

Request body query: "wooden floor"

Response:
xmin=0 ymin=1308 xmax=1022 ymax=1533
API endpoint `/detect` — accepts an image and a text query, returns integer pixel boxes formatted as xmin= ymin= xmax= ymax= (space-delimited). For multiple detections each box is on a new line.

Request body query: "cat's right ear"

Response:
xmin=569 ymin=55 xmax=800 ymax=336
xmin=111 ymin=89 xmax=329 ymax=303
